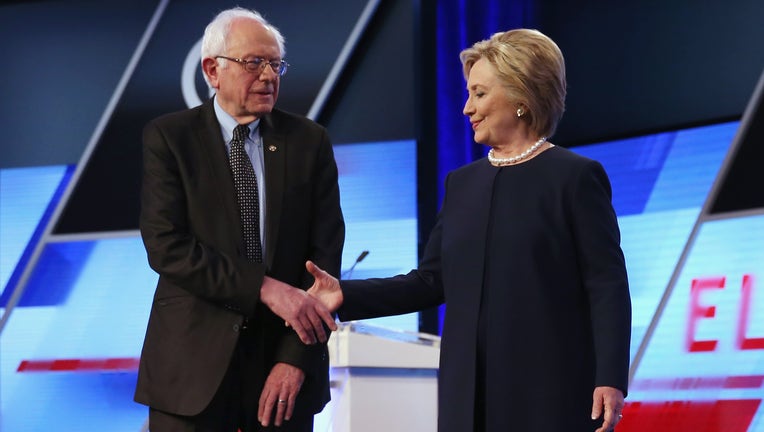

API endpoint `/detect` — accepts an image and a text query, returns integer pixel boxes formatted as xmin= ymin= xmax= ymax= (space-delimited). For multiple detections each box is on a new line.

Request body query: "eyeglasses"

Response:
xmin=215 ymin=56 xmax=289 ymax=76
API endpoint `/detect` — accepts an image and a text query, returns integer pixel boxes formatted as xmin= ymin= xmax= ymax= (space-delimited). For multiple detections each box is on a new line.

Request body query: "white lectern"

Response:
xmin=318 ymin=322 xmax=441 ymax=432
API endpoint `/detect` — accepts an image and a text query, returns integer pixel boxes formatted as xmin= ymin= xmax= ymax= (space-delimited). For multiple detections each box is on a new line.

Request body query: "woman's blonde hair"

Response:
xmin=460 ymin=29 xmax=566 ymax=138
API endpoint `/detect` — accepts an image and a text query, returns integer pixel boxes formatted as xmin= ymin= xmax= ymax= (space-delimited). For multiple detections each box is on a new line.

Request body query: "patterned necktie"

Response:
xmin=229 ymin=124 xmax=263 ymax=262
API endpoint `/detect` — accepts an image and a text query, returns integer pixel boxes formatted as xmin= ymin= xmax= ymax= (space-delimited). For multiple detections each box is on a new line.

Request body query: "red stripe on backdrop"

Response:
xmin=631 ymin=375 xmax=764 ymax=391
xmin=618 ymin=399 xmax=761 ymax=432
xmin=16 ymin=357 xmax=140 ymax=372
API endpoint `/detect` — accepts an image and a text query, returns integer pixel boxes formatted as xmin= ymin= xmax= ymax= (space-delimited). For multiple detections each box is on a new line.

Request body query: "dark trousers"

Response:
xmin=149 ymin=408 xmax=314 ymax=432
xmin=148 ymin=329 xmax=314 ymax=432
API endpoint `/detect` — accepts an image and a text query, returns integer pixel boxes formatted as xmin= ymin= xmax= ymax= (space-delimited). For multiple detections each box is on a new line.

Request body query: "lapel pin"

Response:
xmin=268 ymin=145 xmax=278 ymax=152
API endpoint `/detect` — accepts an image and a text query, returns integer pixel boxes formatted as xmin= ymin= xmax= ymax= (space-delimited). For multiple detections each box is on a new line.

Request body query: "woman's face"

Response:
xmin=463 ymin=58 xmax=522 ymax=147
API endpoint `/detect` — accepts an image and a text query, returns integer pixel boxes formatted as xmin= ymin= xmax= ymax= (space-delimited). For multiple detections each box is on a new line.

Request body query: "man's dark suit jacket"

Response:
xmin=134 ymin=98 xmax=345 ymax=418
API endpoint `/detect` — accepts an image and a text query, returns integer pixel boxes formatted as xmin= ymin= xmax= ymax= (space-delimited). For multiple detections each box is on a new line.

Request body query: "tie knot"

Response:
xmin=233 ymin=125 xmax=250 ymax=143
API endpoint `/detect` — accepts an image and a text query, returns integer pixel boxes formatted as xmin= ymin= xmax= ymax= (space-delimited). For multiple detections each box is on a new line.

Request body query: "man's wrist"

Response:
xmin=260 ymin=276 xmax=282 ymax=306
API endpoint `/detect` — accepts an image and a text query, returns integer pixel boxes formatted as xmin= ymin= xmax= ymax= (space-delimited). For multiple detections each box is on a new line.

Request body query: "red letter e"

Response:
xmin=686 ymin=276 xmax=725 ymax=352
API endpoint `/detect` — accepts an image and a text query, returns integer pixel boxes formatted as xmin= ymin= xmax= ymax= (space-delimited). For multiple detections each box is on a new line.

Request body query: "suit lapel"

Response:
xmin=194 ymin=100 xmax=243 ymax=243
xmin=260 ymin=112 xmax=285 ymax=270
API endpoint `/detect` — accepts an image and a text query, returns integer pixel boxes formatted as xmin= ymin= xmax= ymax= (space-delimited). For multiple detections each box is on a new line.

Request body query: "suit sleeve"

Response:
xmin=570 ymin=160 xmax=632 ymax=395
xmin=273 ymin=126 xmax=345 ymax=372
xmin=140 ymin=120 xmax=264 ymax=315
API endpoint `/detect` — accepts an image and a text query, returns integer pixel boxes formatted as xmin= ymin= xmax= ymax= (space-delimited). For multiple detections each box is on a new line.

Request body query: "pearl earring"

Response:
xmin=517 ymin=107 xmax=525 ymax=117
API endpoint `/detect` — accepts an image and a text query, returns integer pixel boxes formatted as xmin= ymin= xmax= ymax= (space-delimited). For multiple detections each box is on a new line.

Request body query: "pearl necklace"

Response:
xmin=488 ymin=136 xmax=548 ymax=166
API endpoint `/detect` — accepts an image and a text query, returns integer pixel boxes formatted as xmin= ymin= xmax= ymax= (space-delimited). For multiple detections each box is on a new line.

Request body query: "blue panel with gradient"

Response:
xmin=573 ymin=121 xmax=736 ymax=360
xmin=0 ymin=165 xmax=74 ymax=305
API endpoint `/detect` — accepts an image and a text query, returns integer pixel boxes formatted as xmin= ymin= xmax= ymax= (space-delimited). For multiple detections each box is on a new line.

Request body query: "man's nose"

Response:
xmin=259 ymin=64 xmax=278 ymax=81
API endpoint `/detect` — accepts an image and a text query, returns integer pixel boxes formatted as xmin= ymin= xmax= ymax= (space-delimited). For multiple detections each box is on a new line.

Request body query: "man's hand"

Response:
xmin=591 ymin=386 xmax=624 ymax=432
xmin=258 ymin=362 xmax=305 ymax=428
xmin=306 ymin=260 xmax=343 ymax=313
xmin=260 ymin=276 xmax=337 ymax=344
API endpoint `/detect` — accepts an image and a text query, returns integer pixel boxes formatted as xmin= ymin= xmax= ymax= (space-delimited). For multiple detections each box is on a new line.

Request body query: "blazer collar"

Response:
xmin=194 ymin=99 xmax=242 ymax=238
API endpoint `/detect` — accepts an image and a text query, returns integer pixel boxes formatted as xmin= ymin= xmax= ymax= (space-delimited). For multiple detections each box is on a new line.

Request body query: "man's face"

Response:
xmin=205 ymin=18 xmax=281 ymax=123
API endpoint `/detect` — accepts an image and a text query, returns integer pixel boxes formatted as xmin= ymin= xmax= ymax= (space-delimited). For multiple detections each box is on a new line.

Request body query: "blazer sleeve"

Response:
xmin=140 ymin=119 xmax=264 ymax=315
xmin=569 ymin=160 xmax=632 ymax=395
xmin=337 ymin=174 xmax=449 ymax=321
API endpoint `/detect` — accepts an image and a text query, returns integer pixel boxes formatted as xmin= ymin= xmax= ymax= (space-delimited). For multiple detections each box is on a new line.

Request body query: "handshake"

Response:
xmin=259 ymin=261 xmax=343 ymax=345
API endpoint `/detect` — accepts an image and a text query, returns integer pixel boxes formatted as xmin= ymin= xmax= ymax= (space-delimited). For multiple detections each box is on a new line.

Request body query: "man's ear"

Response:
xmin=202 ymin=57 xmax=220 ymax=89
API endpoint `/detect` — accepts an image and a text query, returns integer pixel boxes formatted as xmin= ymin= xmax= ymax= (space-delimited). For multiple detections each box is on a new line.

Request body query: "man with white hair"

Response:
xmin=134 ymin=7 xmax=345 ymax=431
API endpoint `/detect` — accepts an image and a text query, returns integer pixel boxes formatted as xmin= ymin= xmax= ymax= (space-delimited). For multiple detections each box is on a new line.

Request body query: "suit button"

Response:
xmin=233 ymin=324 xmax=240 ymax=332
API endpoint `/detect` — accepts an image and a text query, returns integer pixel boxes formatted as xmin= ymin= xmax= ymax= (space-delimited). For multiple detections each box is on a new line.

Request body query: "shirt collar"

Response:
xmin=213 ymin=96 xmax=260 ymax=143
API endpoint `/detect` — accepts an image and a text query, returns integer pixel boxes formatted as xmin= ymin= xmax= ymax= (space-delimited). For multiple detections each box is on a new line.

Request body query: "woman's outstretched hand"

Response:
xmin=306 ymin=260 xmax=344 ymax=313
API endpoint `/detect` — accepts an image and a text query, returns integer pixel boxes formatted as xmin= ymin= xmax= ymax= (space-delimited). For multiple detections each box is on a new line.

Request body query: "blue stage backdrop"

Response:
xmin=2 ymin=0 xmax=764 ymax=430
